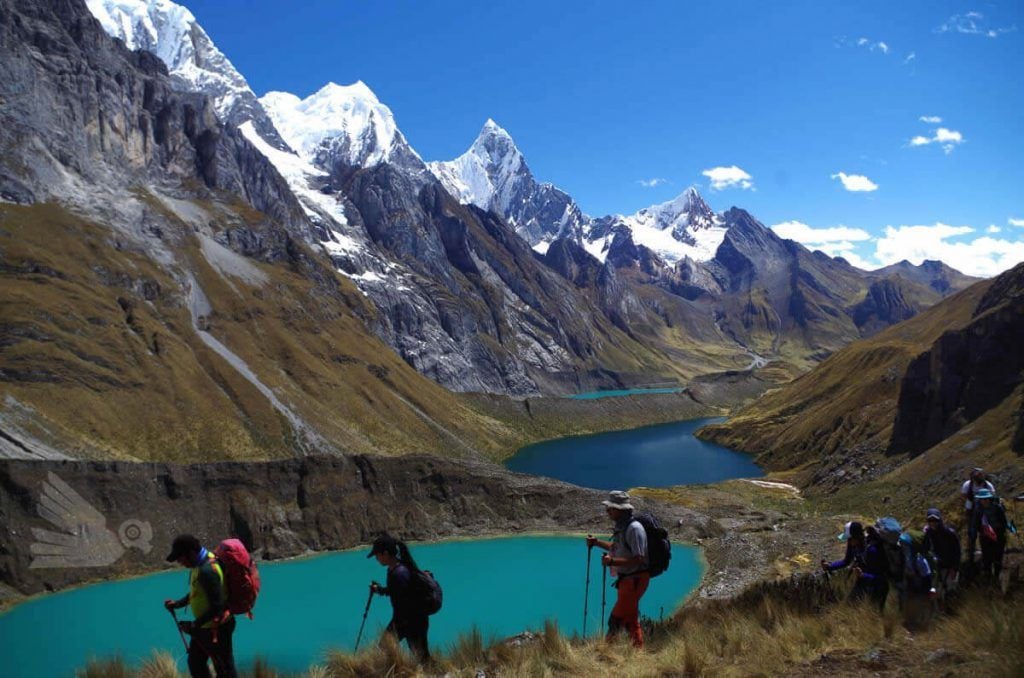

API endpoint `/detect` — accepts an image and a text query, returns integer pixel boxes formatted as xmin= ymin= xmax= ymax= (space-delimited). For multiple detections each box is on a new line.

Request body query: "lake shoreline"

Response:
xmin=0 ymin=452 xmax=788 ymax=616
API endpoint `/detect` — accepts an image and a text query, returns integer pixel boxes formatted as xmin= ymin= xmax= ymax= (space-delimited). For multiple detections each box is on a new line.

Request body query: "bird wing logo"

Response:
xmin=29 ymin=472 xmax=153 ymax=569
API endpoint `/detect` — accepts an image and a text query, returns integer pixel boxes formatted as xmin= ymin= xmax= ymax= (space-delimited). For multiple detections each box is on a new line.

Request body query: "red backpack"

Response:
xmin=214 ymin=538 xmax=261 ymax=618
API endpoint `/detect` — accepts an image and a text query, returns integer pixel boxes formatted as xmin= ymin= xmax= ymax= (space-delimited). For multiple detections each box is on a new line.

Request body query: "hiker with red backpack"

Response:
xmin=972 ymin=488 xmax=1009 ymax=582
xmin=586 ymin=490 xmax=656 ymax=648
xmin=163 ymin=535 xmax=238 ymax=678
xmin=367 ymin=533 xmax=439 ymax=663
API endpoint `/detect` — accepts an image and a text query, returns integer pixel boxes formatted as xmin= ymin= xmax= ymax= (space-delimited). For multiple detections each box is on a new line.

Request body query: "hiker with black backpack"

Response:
xmin=820 ymin=521 xmax=889 ymax=611
xmin=961 ymin=467 xmax=996 ymax=561
xmin=586 ymin=490 xmax=658 ymax=648
xmin=922 ymin=508 xmax=960 ymax=603
xmin=972 ymin=488 xmax=1009 ymax=583
xmin=163 ymin=534 xmax=239 ymax=678
xmin=367 ymin=533 xmax=437 ymax=663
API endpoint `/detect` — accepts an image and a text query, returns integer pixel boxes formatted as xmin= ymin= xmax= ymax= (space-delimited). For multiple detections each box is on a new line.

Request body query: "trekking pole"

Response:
xmin=583 ymin=543 xmax=592 ymax=636
xmin=600 ymin=560 xmax=607 ymax=637
xmin=168 ymin=608 xmax=189 ymax=654
xmin=354 ymin=586 xmax=375 ymax=652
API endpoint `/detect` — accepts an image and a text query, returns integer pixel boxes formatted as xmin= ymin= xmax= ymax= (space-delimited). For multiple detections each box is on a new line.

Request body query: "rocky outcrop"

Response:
xmin=851 ymin=278 xmax=918 ymax=336
xmin=888 ymin=263 xmax=1024 ymax=456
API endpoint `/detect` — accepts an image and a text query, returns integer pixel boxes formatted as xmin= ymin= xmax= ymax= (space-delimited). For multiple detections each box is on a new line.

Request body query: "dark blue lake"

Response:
xmin=0 ymin=536 xmax=702 ymax=677
xmin=506 ymin=418 xmax=762 ymax=490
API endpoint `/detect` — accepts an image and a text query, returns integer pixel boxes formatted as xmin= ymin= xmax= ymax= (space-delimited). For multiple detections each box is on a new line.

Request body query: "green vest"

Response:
xmin=189 ymin=553 xmax=225 ymax=628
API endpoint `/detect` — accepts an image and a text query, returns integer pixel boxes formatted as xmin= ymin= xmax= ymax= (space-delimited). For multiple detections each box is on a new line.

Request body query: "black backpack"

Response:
xmin=413 ymin=569 xmax=443 ymax=616
xmin=634 ymin=512 xmax=672 ymax=577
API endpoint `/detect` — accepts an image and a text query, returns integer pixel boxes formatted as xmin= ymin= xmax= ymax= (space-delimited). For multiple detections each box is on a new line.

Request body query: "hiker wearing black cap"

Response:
xmin=972 ymin=489 xmax=1009 ymax=582
xmin=922 ymin=508 xmax=960 ymax=601
xmin=961 ymin=467 xmax=995 ymax=560
xmin=821 ymin=521 xmax=888 ymax=611
xmin=163 ymin=534 xmax=237 ymax=678
xmin=586 ymin=490 xmax=649 ymax=647
xmin=368 ymin=534 xmax=431 ymax=662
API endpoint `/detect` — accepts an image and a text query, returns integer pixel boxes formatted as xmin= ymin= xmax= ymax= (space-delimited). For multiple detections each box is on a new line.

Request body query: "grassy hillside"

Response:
xmin=698 ymin=278 xmax=994 ymax=487
xmin=1 ymin=202 xmax=753 ymax=462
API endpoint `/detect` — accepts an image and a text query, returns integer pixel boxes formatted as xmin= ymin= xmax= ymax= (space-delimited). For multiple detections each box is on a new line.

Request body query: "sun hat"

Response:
xmin=602 ymin=490 xmax=635 ymax=511
xmin=837 ymin=521 xmax=864 ymax=542
xmin=974 ymin=488 xmax=995 ymax=500
xmin=925 ymin=508 xmax=942 ymax=521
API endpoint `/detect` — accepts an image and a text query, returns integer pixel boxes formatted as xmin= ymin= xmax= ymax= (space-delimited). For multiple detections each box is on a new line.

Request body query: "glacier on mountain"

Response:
xmin=260 ymin=83 xmax=422 ymax=170
xmin=86 ymin=0 xmax=249 ymax=119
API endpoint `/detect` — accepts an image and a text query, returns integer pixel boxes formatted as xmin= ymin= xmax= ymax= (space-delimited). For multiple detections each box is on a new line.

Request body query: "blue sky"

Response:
xmin=186 ymin=0 xmax=1023 ymax=275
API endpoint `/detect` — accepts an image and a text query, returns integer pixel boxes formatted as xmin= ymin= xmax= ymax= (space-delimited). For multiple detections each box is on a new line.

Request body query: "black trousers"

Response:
xmin=387 ymin=616 xmax=430 ymax=662
xmin=187 ymin=616 xmax=238 ymax=678
xmin=980 ymin=538 xmax=1006 ymax=580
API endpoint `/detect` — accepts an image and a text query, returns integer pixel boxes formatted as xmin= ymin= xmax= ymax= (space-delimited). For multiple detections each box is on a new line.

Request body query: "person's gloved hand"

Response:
xmin=163 ymin=599 xmax=177 ymax=611
xmin=601 ymin=553 xmax=612 ymax=567
xmin=585 ymin=535 xmax=597 ymax=548
xmin=820 ymin=560 xmax=829 ymax=572
xmin=370 ymin=581 xmax=381 ymax=594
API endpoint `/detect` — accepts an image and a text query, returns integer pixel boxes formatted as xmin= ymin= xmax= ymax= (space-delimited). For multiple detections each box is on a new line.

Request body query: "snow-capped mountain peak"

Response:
xmin=428 ymin=120 xmax=588 ymax=250
xmin=428 ymin=119 xmax=527 ymax=214
xmin=85 ymin=0 xmax=289 ymax=149
xmin=584 ymin=187 xmax=727 ymax=265
xmin=259 ymin=82 xmax=421 ymax=170
xmin=86 ymin=0 xmax=247 ymax=118
xmin=630 ymin=186 xmax=721 ymax=236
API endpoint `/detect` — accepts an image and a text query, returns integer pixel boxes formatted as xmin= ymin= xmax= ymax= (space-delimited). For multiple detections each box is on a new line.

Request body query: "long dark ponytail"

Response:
xmin=395 ymin=540 xmax=421 ymax=573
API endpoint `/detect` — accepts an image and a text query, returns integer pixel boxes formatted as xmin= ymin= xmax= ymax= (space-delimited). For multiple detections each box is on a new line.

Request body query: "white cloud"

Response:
xmin=636 ymin=178 xmax=668 ymax=188
xmin=874 ymin=223 xmax=1024 ymax=277
xmin=771 ymin=221 xmax=874 ymax=268
xmin=908 ymin=127 xmax=964 ymax=154
xmin=987 ymin=225 xmax=1001 ymax=234
xmin=919 ymin=115 xmax=942 ymax=124
xmin=840 ymin=36 xmax=892 ymax=55
xmin=937 ymin=12 xmax=1017 ymax=38
xmin=702 ymin=165 xmax=753 ymax=191
xmin=831 ymin=172 xmax=879 ymax=192
xmin=1010 ymin=218 xmax=1024 ymax=227
xmin=904 ymin=52 xmax=917 ymax=64
xmin=771 ymin=221 xmax=871 ymax=245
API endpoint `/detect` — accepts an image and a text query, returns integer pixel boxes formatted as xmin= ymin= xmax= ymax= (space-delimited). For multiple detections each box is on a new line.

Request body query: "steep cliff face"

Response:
xmin=889 ymin=262 xmax=1024 ymax=456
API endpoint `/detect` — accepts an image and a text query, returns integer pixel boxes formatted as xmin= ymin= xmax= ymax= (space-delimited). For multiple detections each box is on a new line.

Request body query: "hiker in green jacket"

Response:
xmin=163 ymin=534 xmax=238 ymax=678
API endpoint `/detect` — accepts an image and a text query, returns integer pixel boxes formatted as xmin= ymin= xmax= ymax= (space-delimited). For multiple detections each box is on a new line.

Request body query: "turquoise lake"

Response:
xmin=0 ymin=536 xmax=702 ymax=677
xmin=506 ymin=417 xmax=763 ymax=490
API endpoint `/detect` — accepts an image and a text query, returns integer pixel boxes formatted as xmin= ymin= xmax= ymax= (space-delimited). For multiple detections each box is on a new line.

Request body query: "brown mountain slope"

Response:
xmin=697 ymin=270 xmax=1009 ymax=491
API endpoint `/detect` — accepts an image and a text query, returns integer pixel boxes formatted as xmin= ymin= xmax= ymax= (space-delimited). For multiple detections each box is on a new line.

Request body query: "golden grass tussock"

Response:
xmin=79 ymin=571 xmax=1024 ymax=677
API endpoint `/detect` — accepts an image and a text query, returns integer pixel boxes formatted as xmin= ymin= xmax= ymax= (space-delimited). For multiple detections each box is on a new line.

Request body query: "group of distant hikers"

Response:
xmin=820 ymin=467 xmax=1017 ymax=624
xmin=160 ymin=467 xmax=1016 ymax=676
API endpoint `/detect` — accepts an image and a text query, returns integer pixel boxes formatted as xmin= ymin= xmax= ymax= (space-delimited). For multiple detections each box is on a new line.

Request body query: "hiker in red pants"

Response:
xmin=587 ymin=491 xmax=650 ymax=647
